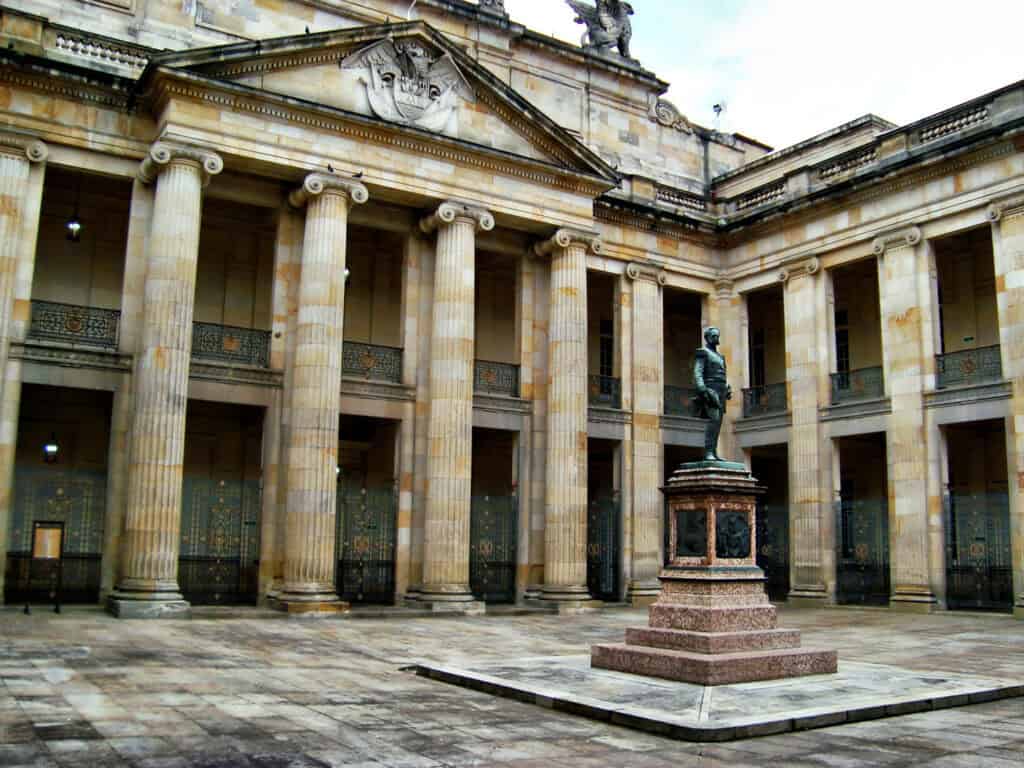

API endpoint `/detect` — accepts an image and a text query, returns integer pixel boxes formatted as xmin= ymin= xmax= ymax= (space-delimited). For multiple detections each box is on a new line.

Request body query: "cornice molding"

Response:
xmin=625 ymin=262 xmax=668 ymax=285
xmin=419 ymin=201 xmax=494 ymax=234
xmin=0 ymin=131 xmax=48 ymax=164
xmin=872 ymin=226 xmax=922 ymax=255
xmin=534 ymin=228 xmax=603 ymax=257
xmin=288 ymin=173 xmax=369 ymax=209
xmin=138 ymin=142 xmax=223 ymax=186
xmin=987 ymin=193 xmax=1024 ymax=223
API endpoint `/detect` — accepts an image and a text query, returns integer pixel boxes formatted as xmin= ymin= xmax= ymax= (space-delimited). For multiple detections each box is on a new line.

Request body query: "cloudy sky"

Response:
xmin=503 ymin=0 xmax=1024 ymax=150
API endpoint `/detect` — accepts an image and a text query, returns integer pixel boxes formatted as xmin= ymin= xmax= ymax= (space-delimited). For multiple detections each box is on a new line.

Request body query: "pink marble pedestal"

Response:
xmin=592 ymin=462 xmax=837 ymax=686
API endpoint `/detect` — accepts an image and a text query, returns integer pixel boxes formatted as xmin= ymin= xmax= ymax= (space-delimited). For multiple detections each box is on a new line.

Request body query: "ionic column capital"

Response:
xmin=533 ymin=228 xmax=603 ymax=258
xmin=289 ymin=173 xmax=369 ymax=209
xmin=625 ymin=262 xmax=667 ymax=285
xmin=987 ymin=193 xmax=1024 ymax=223
xmin=419 ymin=201 xmax=494 ymax=234
xmin=138 ymin=142 xmax=224 ymax=186
xmin=872 ymin=225 xmax=922 ymax=256
xmin=0 ymin=131 xmax=48 ymax=164
xmin=713 ymin=278 xmax=735 ymax=300
xmin=778 ymin=256 xmax=820 ymax=284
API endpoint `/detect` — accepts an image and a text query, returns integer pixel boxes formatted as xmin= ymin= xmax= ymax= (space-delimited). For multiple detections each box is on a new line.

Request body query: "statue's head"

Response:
xmin=704 ymin=326 xmax=720 ymax=346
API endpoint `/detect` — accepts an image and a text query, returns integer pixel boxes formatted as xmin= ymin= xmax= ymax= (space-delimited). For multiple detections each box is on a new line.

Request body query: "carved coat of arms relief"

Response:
xmin=340 ymin=39 xmax=475 ymax=132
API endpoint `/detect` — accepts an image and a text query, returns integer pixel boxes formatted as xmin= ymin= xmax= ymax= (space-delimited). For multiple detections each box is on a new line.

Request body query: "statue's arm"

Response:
xmin=693 ymin=349 xmax=707 ymax=392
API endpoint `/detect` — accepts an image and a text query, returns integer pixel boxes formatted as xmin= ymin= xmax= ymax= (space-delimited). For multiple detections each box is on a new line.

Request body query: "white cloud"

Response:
xmin=504 ymin=0 xmax=1024 ymax=148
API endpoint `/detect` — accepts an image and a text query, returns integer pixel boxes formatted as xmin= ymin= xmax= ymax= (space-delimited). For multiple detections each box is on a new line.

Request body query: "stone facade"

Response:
xmin=0 ymin=0 xmax=1021 ymax=618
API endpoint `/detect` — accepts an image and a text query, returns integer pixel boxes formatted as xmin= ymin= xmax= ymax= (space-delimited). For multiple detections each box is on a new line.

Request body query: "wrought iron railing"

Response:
xmin=474 ymin=360 xmax=520 ymax=397
xmin=944 ymin=492 xmax=1013 ymax=611
xmin=191 ymin=322 xmax=271 ymax=368
xmin=830 ymin=366 xmax=885 ymax=404
xmin=742 ymin=383 xmax=787 ymax=417
xmin=936 ymin=345 xmax=1002 ymax=388
xmin=589 ymin=375 xmax=622 ymax=409
xmin=28 ymin=300 xmax=120 ymax=349
xmin=664 ymin=385 xmax=700 ymax=416
xmin=342 ymin=341 xmax=403 ymax=383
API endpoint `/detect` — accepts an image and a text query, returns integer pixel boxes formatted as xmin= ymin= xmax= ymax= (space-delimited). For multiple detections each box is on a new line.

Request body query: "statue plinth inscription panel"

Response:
xmin=592 ymin=462 xmax=837 ymax=685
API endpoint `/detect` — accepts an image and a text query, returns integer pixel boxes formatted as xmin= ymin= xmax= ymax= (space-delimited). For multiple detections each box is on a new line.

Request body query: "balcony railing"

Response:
xmin=830 ymin=366 xmax=885 ymax=404
xmin=742 ymin=383 xmax=787 ymax=417
xmin=342 ymin=341 xmax=403 ymax=383
xmin=474 ymin=360 xmax=520 ymax=397
xmin=936 ymin=345 xmax=1002 ymax=389
xmin=28 ymin=300 xmax=120 ymax=349
xmin=589 ymin=375 xmax=622 ymax=409
xmin=664 ymin=385 xmax=700 ymax=416
xmin=191 ymin=322 xmax=271 ymax=368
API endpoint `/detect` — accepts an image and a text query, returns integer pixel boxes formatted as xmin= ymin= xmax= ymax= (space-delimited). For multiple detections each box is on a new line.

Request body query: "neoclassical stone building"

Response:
xmin=0 ymin=0 xmax=1021 ymax=618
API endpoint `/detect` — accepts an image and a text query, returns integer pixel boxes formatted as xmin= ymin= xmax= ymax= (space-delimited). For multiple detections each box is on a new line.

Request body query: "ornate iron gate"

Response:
xmin=178 ymin=478 xmax=260 ymax=605
xmin=835 ymin=498 xmax=890 ymax=605
xmin=756 ymin=502 xmax=790 ymax=601
xmin=336 ymin=485 xmax=397 ymax=604
xmin=587 ymin=491 xmax=620 ymax=601
xmin=470 ymin=494 xmax=518 ymax=603
xmin=945 ymin=492 xmax=1012 ymax=611
xmin=5 ymin=467 xmax=105 ymax=603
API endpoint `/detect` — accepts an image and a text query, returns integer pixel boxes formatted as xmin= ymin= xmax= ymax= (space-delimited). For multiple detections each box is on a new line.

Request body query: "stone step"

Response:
xmin=591 ymin=642 xmax=838 ymax=686
xmin=625 ymin=626 xmax=801 ymax=654
xmin=650 ymin=603 xmax=778 ymax=632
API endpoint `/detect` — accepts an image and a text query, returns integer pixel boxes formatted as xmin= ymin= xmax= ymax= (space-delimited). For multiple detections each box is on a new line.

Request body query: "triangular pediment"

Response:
xmin=148 ymin=22 xmax=617 ymax=184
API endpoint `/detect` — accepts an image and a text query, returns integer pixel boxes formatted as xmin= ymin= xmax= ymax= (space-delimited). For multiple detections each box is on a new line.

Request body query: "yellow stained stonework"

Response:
xmin=0 ymin=0 xmax=1020 ymax=618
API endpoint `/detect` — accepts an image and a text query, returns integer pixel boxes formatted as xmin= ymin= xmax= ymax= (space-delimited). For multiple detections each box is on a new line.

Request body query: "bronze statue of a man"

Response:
xmin=692 ymin=326 xmax=732 ymax=461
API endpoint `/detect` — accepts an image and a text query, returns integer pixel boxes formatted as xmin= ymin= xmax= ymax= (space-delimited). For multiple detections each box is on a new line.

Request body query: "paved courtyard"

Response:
xmin=1 ymin=604 xmax=1023 ymax=767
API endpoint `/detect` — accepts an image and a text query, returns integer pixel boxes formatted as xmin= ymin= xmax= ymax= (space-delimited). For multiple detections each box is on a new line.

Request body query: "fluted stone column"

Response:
xmin=0 ymin=133 xmax=46 ymax=604
xmin=108 ymin=143 xmax=223 ymax=618
xmin=782 ymin=258 xmax=830 ymax=605
xmin=876 ymin=227 xmax=937 ymax=611
xmin=535 ymin=229 xmax=602 ymax=607
xmin=275 ymin=174 xmax=368 ymax=613
xmin=418 ymin=201 xmax=493 ymax=610
xmin=988 ymin=195 xmax=1024 ymax=619
xmin=625 ymin=263 xmax=666 ymax=605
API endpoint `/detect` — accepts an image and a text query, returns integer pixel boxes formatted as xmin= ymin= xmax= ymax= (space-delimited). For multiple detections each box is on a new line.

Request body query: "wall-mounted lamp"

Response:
xmin=344 ymin=267 xmax=351 ymax=280
xmin=66 ymin=175 xmax=83 ymax=243
xmin=43 ymin=433 xmax=59 ymax=464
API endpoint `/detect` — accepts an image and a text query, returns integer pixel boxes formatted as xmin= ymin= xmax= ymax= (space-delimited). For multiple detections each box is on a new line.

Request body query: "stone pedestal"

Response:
xmin=592 ymin=462 xmax=837 ymax=685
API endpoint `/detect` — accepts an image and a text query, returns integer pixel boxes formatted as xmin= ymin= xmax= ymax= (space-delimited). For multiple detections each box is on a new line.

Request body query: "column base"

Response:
xmin=269 ymin=590 xmax=349 ymax=616
xmin=540 ymin=584 xmax=603 ymax=614
xmin=414 ymin=584 xmax=485 ymax=614
xmin=107 ymin=594 xmax=191 ymax=620
xmin=786 ymin=586 xmax=830 ymax=609
xmin=1014 ymin=605 xmax=1024 ymax=621
xmin=627 ymin=580 xmax=661 ymax=607
xmin=890 ymin=590 xmax=938 ymax=613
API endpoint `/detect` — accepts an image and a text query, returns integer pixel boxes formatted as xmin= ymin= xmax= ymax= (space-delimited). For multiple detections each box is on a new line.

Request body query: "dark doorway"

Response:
xmin=835 ymin=433 xmax=890 ymax=606
xmin=944 ymin=420 xmax=1012 ymax=612
xmin=470 ymin=428 xmax=518 ymax=603
xmin=751 ymin=445 xmax=790 ymax=601
xmin=179 ymin=401 xmax=263 ymax=606
xmin=336 ymin=415 xmax=398 ymax=605
xmin=5 ymin=386 xmax=112 ymax=604
xmin=587 ymin=438 xmax=620 ymax=601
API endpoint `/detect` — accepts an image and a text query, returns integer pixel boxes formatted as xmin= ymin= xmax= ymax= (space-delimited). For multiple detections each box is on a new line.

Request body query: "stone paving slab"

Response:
xmin=415 ymin=655 xmax=1024 ymax=742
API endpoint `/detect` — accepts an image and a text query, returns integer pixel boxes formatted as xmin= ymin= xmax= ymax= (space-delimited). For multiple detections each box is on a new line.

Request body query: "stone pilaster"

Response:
xmin=705 ymin=279 xmax=743 ymax=464
xmin=417 ymin=201 xmax=493 ymax=610
xmin=625 ymin=263 xmax=666 ymax=605
xmin=108 ymin=143 xmax=223 ymax=619
xmin=0 ymin=132 xmax=46 ymax=604
xmin=876 ymin=227 xmax=937 ymax=611
xmin=781 ymin=258 xmax=829 ymax=604
xmin=535 ymin=228 xmax=602 ymax=608
xmin=988 ymin=195 xmax=1024 ymax=619
xmin=274 ymin=174 xmax=367 ymax=614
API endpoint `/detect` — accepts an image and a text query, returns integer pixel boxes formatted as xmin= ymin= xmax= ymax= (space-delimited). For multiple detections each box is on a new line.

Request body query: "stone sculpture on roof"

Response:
xmin=565 ymin=0 xmax=634 ymax=60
